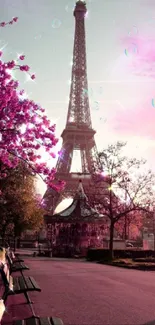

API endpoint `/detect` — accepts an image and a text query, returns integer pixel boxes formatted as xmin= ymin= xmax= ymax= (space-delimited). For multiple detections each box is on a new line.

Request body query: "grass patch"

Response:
xmin=109 ymin=258 xmax=155 ymax=270
xmin=97 ymin=256 xmax=155 ymax=270
xmin=113 ymin=258 xmax=133 ymax=265
xmin=133 ymin=257 xmax=155 ymax=263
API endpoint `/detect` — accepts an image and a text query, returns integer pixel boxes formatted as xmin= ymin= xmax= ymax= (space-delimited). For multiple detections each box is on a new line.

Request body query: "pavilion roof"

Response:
xmin=44 ymin=180 xmax=106 ymax=224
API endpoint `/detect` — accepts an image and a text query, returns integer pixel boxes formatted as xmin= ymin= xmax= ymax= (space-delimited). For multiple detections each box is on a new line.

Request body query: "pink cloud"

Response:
xmin=122 ymin=34 xmax=155 ymax=78
xmin=114 ymin=31 xmax=155 ymax=139
xmin=114 ymin=100 xmax=155 ymax=139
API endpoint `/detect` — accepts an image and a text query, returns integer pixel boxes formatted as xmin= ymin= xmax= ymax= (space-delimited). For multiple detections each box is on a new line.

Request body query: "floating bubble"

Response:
xmin=131 ymin=43 xmax=138 ymax=54
xmin=82 ymin=88 xmax=94 ymax=99
xmin=34 ymin=34 xmax=42 ymax=40
xmin=65 ymin=3 xmax=75 ymax=13
xmin=152 ymin=98 xmax=155 ymax=107
xmin=128 ymin=25 xmax=138 ymax=36
xmin=124 ymin=44 xmax=138 ymax=56
xmin=93 ymin=101 xmax=99 ymax=110
xmin=124 ymin=49 xmax=128 ymax=56
xmin=52 ymin=19 xmax=62 ymax=29
xmin=100 ymin=117 xmax=107 ymax=122
xmin=82 ymin=88 xmax=88 ymax=97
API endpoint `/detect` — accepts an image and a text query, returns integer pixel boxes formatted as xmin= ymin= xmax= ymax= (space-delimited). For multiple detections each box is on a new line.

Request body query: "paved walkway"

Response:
xmin=2 ymin=257 xmax=155 ymax=325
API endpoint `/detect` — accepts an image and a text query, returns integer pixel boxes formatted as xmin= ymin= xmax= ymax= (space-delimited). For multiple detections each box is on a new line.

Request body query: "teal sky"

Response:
xmin=1 ymin=0 xmax=155 ymax=203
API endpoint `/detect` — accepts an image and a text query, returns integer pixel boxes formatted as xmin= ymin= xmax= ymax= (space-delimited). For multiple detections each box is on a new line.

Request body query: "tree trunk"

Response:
xmin=1 ymin=224 xmax=7 ymax=246
xmin=17 ymin=237 xmax=21 ymax=248
xmin=14 ymin=223 xmax=19 ymax=252
xmin=1 ymin=237 xmax=4 ymax=247
xmin=2 ymin=232 xmax=5 ymax=246
xmin=124 ymin=215 xmax=127 ymax=240
xmin=13 ymin=236 xmax=17 ymax=252
xmin=109 ymin=222 xmax=114 ymax=260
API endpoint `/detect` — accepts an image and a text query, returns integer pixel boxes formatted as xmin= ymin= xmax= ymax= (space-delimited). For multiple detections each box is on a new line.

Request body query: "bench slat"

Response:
xmin=13 ymin=318 xmax=63 ymax=325
xmin=12 ymin=262 xmax=21 ymax=268
xmin=6 ymin=255 xmax=28 ymax=273
xmin=24 ymin=276 xmax=35 ymax=290
xmin=50 ymin=317 xmax=64 ymax=325
xmin=39 ymin=317 xmax=51 ymax=325
xmin=13 ymin=277 xmax=20 ymax=291
xmin=18 ymin=276 xmax=29 ymax=291
xmin=15 ymin=262 xmax=27 ymax=268
xmin=14 ymin=255 xmax=24 ymax=262
xmin=26 ymin=317 xmax=39 ymax=325
xmin=21 ymin=263 xmax=29 ymax=269
xmin=13 ymin=259 xmax=24 ymax=263
xmin=13 ymin=320 xmax=25 ymax=325
xmin=11 ymin=264 xmax=29 ymax=272
xmin=9 ymin=276 xmax=40 ymax=293
xmin=29 ymin=277 xmax=41 ymax=291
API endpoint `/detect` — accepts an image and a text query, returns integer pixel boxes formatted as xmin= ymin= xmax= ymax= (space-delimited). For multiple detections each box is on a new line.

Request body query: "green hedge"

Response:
xmin=87 ymin=248 xmax=155 ymax=261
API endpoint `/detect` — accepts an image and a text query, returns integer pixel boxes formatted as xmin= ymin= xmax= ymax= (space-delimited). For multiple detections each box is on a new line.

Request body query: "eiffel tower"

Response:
xmin=43 ymin=0 xmax=100 ymax=213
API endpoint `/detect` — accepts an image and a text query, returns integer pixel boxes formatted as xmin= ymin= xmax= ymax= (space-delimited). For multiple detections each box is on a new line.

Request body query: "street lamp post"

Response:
xmin=124 ymin=214 xmax=127 ymax=241
xmin=123 ymin=177 xmax=130 ymax=243
xmin=50 ymin=196 xmax=54 ymax=253
xmin=150 ymin=206 xmax=155 ymax=251
xmin=124 ymin=190 xmax=128 ymax=241
xmin=153 ymin=211 xmax=155 ymax=252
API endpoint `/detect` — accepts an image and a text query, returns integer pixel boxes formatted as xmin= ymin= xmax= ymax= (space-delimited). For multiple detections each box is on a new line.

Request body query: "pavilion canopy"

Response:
xmin=44 ymin=180 xmax=106 ymax=224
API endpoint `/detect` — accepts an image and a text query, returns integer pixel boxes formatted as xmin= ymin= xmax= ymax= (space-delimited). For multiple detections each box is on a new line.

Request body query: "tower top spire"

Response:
xmin=76 ymin=0 xmax=86 ymax=5
xmin=74 ymin=0 xmax=87 ymax=18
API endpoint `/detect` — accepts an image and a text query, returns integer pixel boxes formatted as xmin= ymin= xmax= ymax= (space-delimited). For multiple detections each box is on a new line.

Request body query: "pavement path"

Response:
xmin=3 ymin=258 xmax=155 ymax=325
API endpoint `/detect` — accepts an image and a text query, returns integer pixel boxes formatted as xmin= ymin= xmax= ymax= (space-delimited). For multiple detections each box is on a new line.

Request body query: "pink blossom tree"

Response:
xmin=0 ymin=17 xmax=65 ymax=191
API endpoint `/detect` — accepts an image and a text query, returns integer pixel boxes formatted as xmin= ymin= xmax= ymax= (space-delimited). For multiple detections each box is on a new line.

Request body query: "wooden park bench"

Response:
xmin=12 ymin=253 xmax=24 ymax=263
xmin=0 ymin=263 xmax=41 ymax=304
xmin=5 ymin=249 xmax=24 ymax=263
xmin=0 ymin=256 xmax=64 ymax=325
xmin=14 ymin=256 xmax=24 ymax=263
xmin=13 ymin=316 xmax=64 ymax=325
xmin=6 ymin=254 xmax=29 ymax=274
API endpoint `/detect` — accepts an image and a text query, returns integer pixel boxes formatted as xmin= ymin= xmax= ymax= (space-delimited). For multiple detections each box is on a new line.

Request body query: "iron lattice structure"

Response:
xmin=43 ymin=1 xmax=101 ymax=212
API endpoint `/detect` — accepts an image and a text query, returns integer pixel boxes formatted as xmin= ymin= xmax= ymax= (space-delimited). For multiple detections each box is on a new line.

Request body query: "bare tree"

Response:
xmin=89 ymin=141 xmax=155 ymax=259
xmin=114 ymin=210 xmax=143 ymax=240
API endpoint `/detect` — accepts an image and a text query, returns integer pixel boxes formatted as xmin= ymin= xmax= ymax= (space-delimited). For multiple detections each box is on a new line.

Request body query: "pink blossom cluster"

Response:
xmin=0 ymin=17 xmax=18 ymax=27
xmin=0 ymin=18 xmax=65 ymax=192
